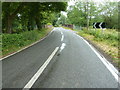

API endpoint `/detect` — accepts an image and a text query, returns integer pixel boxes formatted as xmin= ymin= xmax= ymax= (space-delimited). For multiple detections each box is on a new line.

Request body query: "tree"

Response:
xmin=101 ymin=2 xmax=118 ymax=29
xmin=2 ymin=2 xmax=26 ymax=33
xmin=67 ymin=2 xmax=97 ymax=27
xmin=2 ymin=2 xmax=67 ymax=33
xmin=56 ymin=13 xmax=66 ymax=25
xmin=66 ymin=1 xmax=118 ymax=30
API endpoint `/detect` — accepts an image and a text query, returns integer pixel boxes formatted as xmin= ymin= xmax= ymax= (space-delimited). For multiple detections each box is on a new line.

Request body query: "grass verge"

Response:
xmin=2 ymin=28 xmax=52 ymax=58
xmin=75 ymin=28 xmax=119 ymax=69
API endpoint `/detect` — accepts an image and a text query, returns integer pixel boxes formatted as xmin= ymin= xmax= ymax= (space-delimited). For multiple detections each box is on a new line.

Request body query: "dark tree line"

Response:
xmin=2 ymin=2 xmax=67 ymax=33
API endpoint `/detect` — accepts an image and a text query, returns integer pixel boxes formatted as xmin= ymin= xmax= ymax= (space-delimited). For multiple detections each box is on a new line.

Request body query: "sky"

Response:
xmin=61 ymin=0 xmax=119 ymax=17
xmin=68 ymin=0 xmax=120 ymax=6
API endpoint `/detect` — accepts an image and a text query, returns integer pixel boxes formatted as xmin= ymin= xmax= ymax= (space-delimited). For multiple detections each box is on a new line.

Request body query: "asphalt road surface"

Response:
xmin=2 ymin=27 xmax=119 ymax=89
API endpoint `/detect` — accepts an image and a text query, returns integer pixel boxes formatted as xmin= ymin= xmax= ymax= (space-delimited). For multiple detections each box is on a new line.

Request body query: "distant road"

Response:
xmin=2 ymin=27 xmax=119 ymax=89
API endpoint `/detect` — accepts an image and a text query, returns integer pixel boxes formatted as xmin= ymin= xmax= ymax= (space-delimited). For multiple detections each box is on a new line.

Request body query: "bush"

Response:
xmin=80 ymin=29 xmax=119 ymax=47
xmin=78 ymin=28 xmax=119 ymax=69
xmin=2 ymin=30 xmax=48 ymax=55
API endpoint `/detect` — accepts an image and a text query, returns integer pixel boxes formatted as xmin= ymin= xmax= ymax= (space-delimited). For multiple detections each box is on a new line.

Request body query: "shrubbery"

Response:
xmin=2 ymin=29 xmax=49 ymax=56
xmin=77 ymin=28 xmax=119 ymax=68
xmin=83 ymin=29 xmax=119 ymax=47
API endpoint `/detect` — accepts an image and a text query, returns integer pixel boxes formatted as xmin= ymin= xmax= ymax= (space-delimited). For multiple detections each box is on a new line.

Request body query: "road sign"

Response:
xmin=93 ymin=22 xmax=97 ymax=28
xmin=93 ymin=22 xmax=105 ymax=29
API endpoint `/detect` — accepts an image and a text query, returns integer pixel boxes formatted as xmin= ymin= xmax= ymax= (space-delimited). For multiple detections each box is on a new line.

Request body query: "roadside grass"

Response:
xmin=76 ymin=28 xmax=119 ymax=69
xmin=2 ymin=28 xmax=52 ymax=57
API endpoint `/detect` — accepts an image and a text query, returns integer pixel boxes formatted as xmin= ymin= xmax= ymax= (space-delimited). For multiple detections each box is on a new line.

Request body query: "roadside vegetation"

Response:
xmin=76 ymin=28 xmax=119 ymax=69
xmin=62 ymin=26 xmax=119 ymax=68
xmin=2 ymin=28 xmax=52 ymax=57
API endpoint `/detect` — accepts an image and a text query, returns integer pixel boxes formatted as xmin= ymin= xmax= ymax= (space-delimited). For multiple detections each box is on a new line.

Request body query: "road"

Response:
xmin=2 ymin=27 xmax=119 ymax=89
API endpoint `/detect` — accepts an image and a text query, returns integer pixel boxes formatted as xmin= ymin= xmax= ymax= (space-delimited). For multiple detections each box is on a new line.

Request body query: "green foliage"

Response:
xmin=100 ymin=2 xmax=118 ymax=29
xmin=77 ymin=28 xmax=119 ymax=68
xmin=2 ymin=2 xmax=67 ymax=33
xmin=66 ymin=2 xmax=118 ymax=29
xmin=82 ymin=29 xmax=119 ymax=47
xmin=3 ymin=31 xmax=38 ymax=49
xmin=47 ymin=23 xmax=52 ymax=25
xmin=56 ymin=13 xmax=66 ymax=25
xmin=2 ymin=29 xmax=48 ymax=56
xmin=67 ymin=2 xmax=97 ymax=27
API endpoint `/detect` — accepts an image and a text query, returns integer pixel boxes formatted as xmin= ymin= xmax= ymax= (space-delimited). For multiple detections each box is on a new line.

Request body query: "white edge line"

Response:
xmin=23 ymin=47 xmax=59 ymax=89
xmin=0 ymin=30 xmax=54 ymax=61
xmin=77 ymin=34 xmax=119 ymax=82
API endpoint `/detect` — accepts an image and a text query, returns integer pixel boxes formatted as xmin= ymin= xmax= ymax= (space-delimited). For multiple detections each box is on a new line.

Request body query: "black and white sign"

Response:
xmin=93 ymin=22 xmax=105 ymax=29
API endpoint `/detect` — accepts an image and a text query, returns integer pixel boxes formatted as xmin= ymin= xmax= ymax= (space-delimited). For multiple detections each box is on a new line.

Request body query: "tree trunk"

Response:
xmin=5 ymin=3 xmax=25 ymax=33
xmin=27 ymin=21 xmax=31 ymax=31
xmin=6 ymin=16 xmax=13 ymax=34
xmin=86 ymin=2 xmax=89 ymax=30
xmin=35 ymin=17 xmax=42 ymax=30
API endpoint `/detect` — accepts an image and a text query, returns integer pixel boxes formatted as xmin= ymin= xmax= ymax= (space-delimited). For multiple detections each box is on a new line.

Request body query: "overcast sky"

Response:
xmin=68 ymin=0 xmax=120 ymax=6
xmin=62 ymin=0 xmax=119 ymax=17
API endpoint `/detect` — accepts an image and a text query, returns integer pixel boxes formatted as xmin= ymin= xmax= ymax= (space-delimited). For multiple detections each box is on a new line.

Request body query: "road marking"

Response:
xmin=0 ymin=29 xmax=54 ymax=61
xmin=23 ymin=47 xmax=59 ymax=89
xmin=60 ymin=31 xmax=62 ymax=34
xmin=60 ymin=31 xmax=64 ymax=42
xmin=61 ymin=35 xmax=64 ymax=42
xmin=77 ymin=35 xmax=119 ymax=82
xmin=60 ymin=31 xmax=62 ymax=35
xmin=59 ymin=43 xmax=66 ymax=52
